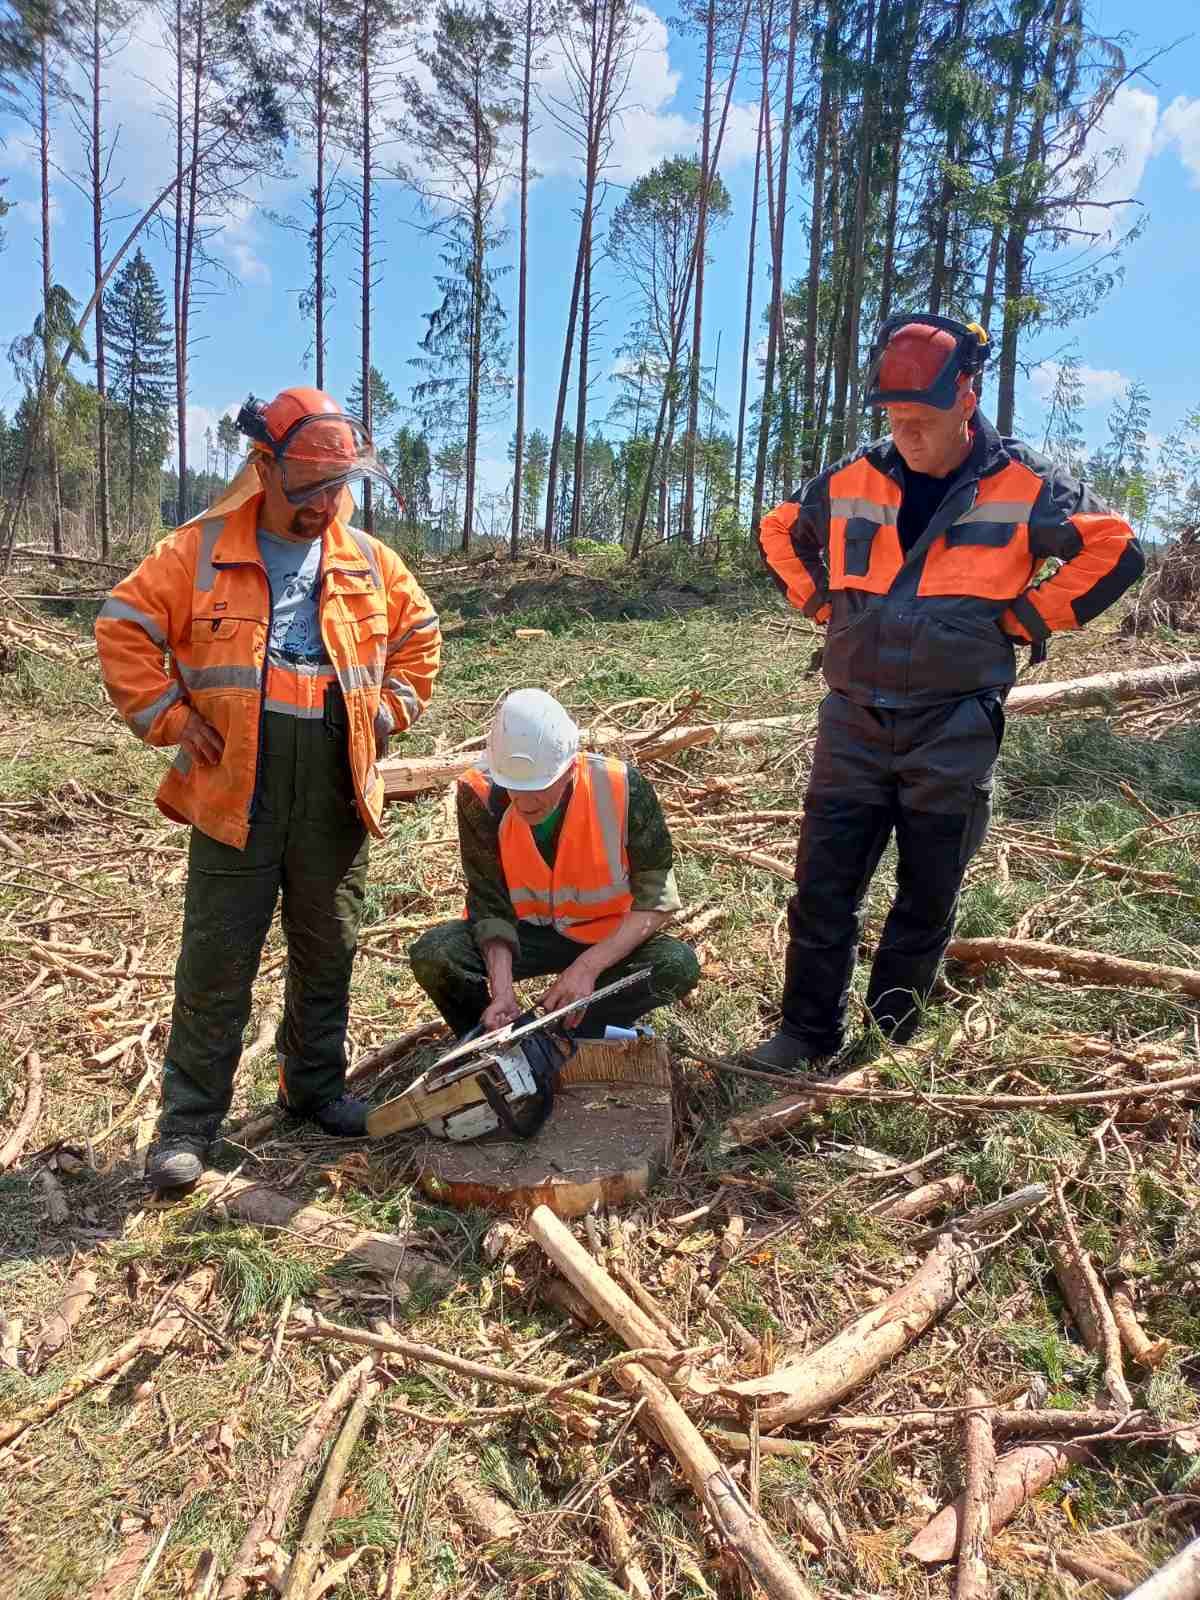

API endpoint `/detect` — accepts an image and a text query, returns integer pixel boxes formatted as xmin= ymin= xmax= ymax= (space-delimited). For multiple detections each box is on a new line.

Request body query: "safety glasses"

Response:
xmin=237 ymin=402 xmax=398 ymax=506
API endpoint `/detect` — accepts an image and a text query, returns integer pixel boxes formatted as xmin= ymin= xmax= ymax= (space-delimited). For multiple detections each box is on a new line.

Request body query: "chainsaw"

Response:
xmin=365 ymin=967 xmax=652 ymax=1143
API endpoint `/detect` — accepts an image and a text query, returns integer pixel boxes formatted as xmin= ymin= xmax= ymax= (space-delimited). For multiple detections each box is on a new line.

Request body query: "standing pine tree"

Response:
xmin=403 ymin=3 xmax=517 ymax=552
xmin=104 ymin=248 xmax=174 ymax=537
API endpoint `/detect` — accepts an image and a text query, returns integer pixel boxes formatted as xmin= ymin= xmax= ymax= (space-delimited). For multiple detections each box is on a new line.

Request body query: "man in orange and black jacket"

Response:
xmin=753 ymin=314 xmax=1144 ymax=1071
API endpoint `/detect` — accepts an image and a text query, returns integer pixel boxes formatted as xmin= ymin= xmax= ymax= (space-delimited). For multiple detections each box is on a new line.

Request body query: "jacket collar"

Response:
xmin=210 ymin=494 xmax=371 ymax=572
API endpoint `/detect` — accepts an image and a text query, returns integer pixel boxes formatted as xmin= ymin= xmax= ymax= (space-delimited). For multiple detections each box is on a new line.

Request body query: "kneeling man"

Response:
xmin=411 ymin=689 xmax=699 ymax=1036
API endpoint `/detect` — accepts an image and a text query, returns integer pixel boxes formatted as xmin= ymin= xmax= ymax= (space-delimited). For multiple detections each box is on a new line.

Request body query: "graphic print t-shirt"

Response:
xmin=257 ymin=529 xmax=335 ymax=718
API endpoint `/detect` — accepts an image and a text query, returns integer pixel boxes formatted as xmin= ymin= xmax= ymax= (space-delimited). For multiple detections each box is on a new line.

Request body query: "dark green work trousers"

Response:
xmin=159 ymin=707 xmax=369 ymax=1140
xmin=409 ymin=920 xmax=700 ymax=1038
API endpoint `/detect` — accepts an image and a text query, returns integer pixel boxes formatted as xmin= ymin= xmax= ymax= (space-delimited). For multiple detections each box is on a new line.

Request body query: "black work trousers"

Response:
xmin=780 ymin=689 xmax=1003 ymax=1055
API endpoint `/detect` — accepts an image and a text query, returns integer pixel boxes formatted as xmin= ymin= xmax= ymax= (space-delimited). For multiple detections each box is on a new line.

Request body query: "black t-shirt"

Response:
xmin=895 ymin=426 xmax=983 ymax=556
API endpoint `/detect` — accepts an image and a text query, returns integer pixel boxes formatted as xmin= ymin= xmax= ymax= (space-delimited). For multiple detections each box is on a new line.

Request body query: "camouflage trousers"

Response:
xmin=409 ymin=921 xmax=700 ymax=1037
xmin=159 ymin=706 xmax=369 ymax=1140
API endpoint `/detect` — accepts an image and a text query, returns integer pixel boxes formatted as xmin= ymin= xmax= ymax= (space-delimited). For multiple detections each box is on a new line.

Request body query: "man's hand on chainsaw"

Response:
xmin=541 ymin=958 xmax=599 ymax=1028
xmin=481 ymin=988 xmax=522 ymax=1031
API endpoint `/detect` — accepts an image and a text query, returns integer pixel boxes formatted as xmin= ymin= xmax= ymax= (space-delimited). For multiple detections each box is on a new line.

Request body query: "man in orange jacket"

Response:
xmin=754 ymin=315 xmax=1144 ymax=1071
xmin=95 ymin=387 xmax=441 ymax=1187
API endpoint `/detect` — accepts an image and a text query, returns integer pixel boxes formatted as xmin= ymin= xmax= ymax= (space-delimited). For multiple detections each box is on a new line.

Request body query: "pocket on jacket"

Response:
xmin=841 ymin=515 xmax=880 ymax=577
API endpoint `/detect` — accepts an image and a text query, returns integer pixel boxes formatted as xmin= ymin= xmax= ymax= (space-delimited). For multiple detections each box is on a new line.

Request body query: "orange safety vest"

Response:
xmin=464 ymin=753 xmax=633 ymax=943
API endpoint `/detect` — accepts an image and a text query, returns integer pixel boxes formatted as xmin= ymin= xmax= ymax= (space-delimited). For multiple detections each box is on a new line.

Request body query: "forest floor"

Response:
xmin=1 ymin=544 xmax=1200 ymax=1600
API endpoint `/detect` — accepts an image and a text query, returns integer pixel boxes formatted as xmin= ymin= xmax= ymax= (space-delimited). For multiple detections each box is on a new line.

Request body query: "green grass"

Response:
xmin=1 ymin=556 xmax=1198 ymax=1598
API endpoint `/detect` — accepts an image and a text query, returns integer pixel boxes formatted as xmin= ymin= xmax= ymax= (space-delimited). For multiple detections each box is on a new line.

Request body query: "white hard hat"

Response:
xmin=486 ymin=689 xmax=579 ymax=791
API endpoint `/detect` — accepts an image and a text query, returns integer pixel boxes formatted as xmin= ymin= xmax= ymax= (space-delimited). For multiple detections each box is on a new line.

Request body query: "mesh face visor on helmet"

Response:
xmin=862 ymin=314 xmax=990 ymax=411
xmin=236 ymin=401 xmax=398 ymax=506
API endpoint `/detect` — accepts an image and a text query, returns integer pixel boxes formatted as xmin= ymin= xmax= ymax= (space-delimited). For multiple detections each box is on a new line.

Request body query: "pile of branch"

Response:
xmin=1123 ymin=527 xmax=1200 ymax=636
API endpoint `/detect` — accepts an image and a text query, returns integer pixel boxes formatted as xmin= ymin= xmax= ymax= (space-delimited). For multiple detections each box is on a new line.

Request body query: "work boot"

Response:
xmin=146 ymin=1133 xmax=210 ymax=1191
xmin=746 ymin=1030 xmax=833 ymax=1074
xmin=278 ymin=1093 xmax=369 ymax=1137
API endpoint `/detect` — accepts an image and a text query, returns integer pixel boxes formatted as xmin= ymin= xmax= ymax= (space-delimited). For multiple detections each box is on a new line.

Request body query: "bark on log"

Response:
xmin=1050 ymin=1181 xmax=1133 ymax=1415
xmin=526 ymin=1206 xmax=819 ymax=1600
xmin=718 ymin=1066 xmax=877 ymax=1154
xmin=578 ymin=1443 xmax=653 ymax=1600
xmin=1111 ymin=1281 xmax=1173 ymax=1370
xmin=956 ymin=1388 xmax=994 ymax=1600
xmin=1124 ymin=1535 xmax=1200 ymax=1600
xmin=0 ymin=1267 xmax=214 ymax=1452
xmin=377 ymin=661 xmax=1200 ymax=799
xmin=281 ymin=1376 xmax=379 ymax=1599
xmin=905 ymin=1442 xmax=1091 ymax=1563
xmin=876 ymin=1174 xmax=971 ymax=1222
xmin=0 ymin=1050 xmax=43 ymax=1169
xmin=827 ymin=1408 xmax=1156 ymax=1439
xmin=30 ymin=1267 xmax=99 ymax=1369
xmin=218 ymin=1355 xmax=376 ymax=1600
xmin=448 ymin=1484 xmax=522 ymax=1545
xmin=947 ymin=937 xmax=1200 ymax=1000
xmin=194 ymin=1173 xmax=452 ymax=1296
xmin=1021 ymin=1546 xmax=1137 ymax=1596
xmin=1004 ymin=658 xmax=1200 ymax=716
xmin=723 ymin=1235 xmax=979 ymax=1430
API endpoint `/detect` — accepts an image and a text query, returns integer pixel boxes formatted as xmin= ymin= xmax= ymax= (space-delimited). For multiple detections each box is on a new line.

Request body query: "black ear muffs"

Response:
xmin=235 ymin=396 xmax=273 ymax=448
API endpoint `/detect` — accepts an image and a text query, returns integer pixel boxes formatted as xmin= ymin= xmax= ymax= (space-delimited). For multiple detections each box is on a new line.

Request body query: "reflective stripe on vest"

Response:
xmin=489 ymin=753 xmax=632 ymax=943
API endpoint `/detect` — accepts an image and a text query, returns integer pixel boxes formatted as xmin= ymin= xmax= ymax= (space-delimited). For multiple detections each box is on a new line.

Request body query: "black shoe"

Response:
xmin=746 ymin=1030 xmax=835 ymax=1074
xmin=146 ymin=1134 xmax=210 ymax=1191
xmin=278 ymin=1093 xmax=369 ymax=1137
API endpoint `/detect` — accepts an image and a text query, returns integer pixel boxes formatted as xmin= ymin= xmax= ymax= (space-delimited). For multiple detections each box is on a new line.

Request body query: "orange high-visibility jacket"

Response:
xmin=759 ymin=412 xmax=1144 ymax=708
xmin=462 ymin=754 xmax=633 ymax=943
xmin=94 ymin=498 xmax=440 ymax=849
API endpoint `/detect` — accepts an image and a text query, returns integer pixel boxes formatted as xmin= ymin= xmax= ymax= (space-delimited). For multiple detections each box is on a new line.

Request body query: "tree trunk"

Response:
xmin=315 ymin=0 xmax=327 ymax=390
xmin=360 ymin=1 xmax=374 ymax=535
xmin=172 ymin=0 xmax=185 ymax=524
xmin=927 ymin=0 xmax=968 ymax=316
xmin=750 ymin=0 xmax=799 ymax=537
xmin=462 ymin=200 xmax=484 ymax=554
xmin=997 ymin=0 xmax=1067 ymax=433
xmin=177 ymin=0 xmax=204 ymax=530
xmin=39 ymin=34 xmax=64 ymax=556
xmin=802 ymin=6 xmax=833 ymax=477
xmin=734 ymin=75 xmax=766 ymax=521
xmin=841 ymin=0 xmax=879 ymax=454
xmin=510 ymin=0 xmax=532 ymax=556
xmin=91 ymin=0 xmax=111 ymax=558
xmin=543 ymin=239 xmax=583 ymax=550
xmin=680 ymin=0 xmax=716 ymax=546
xmin=570 ymin=208 xmax=593 ymax=544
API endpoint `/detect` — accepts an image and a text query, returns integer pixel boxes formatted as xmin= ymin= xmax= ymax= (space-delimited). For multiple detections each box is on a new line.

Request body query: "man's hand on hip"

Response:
xmin=179 ymin=709 xmax=225 ymax=766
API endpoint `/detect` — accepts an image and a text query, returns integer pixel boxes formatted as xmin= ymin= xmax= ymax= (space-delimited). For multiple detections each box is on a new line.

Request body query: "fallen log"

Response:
xmin=448 ymin=1483 xmax=522 ymax=1546
xmin=526 ymin=1205 xmax=819 ymax=1600
xmin=577 ymin=1443 xmax=653 ymax=1600
xmin=0 ymin=1266 xmax=214 ymax=1453
xmin=377 ymin=661 xmax=1200 ymax=799
xmin=1111 ymin=1281 xmax=1173 ymax=1370
xmin=1013 ymin=1543 xmax=1136 ymax=1596
xmin=905 ymin=1442 xmax=1091 ymax=1563
xmin=721 ymin=1234 xmax=979 ymax=1431
xmin=827 ymin=1407 xmax=1158 ymax=1440
xmin=0 ymin=1049 xmax=43 ymax=1169
xmin=29 ymin=1266 xmax=99 ymax=1369
xmin=218 ymin=1354 xmax=376 ymax=1600
xmin=280 ymin=1374 xmax=379 ymax=1599
xmin=1050 ymin=1180 xmax=1133 ymax=1414
xmin=1124 ymin=1535 xmax=1200 ymax=1600
xmin=874 ymin=1173 xmax=971 ymax=1222
xmin=717 ymin=1066 xmax=878 ymax=1154
xmin=1004 ymin=658 xmax=1200 ymax=717
xmin=947 ymin=937 xmax=1200 ymax=1000
xmin=956 ymin=1388 xmax=994 ymax=1600
xmin=194 ymin=1173 xmax=452 ymax=1297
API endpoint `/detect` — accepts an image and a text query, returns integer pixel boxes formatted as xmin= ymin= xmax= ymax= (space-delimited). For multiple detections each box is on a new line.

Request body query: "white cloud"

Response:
xmin=530 ymin=5 xmax=758 ymax=187
xmin=1155 ymin=96 xmax=1200 ymax=188
xmin=1030 ymin=359 xmax=1129 ymax=409
xmin=1062 ymin=85 xmax=1158 ymax=234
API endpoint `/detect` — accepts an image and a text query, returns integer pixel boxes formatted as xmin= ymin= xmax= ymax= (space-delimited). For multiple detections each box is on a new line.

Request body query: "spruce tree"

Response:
xmin=104 ymin=248 xmax=174 ymax=536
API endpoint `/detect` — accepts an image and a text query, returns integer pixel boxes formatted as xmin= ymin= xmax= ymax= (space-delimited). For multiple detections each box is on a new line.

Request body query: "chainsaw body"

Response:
xmin=365 ymin=1015 xmax=575 ymax=1141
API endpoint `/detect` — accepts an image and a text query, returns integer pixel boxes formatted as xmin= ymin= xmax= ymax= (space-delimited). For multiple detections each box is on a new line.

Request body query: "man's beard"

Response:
xmin=289 ymin=504 xmax=334 ymax=538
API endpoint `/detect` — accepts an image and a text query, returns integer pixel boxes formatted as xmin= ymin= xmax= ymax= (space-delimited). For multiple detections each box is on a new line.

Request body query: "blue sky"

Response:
xmin=1 ymin=0 xmax=1197 ymax=505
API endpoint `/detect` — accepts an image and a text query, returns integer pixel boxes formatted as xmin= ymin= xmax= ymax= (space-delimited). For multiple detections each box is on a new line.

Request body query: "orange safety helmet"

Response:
xmin=863 ymin=314 xmax=990 ymax=410
xmin=235 ymin=386 xmax=396 ymax=505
